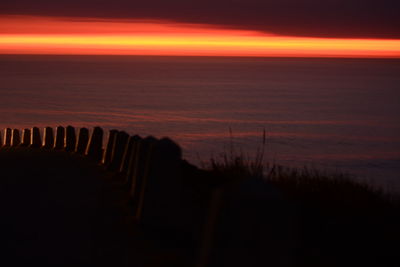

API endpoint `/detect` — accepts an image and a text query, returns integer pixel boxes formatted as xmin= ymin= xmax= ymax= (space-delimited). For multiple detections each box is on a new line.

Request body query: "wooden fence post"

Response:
xmin=75 ymin=128 xmax=89 ymax=154
xmin=108 ymin=131 xmax=129 ymax=172
xmin=30 ymin=127 xmax=41 ymax=148
xmin=65 ymin=126 xmax=76 ymax=152
xmin=4 ymin=128 xmax=12 ymax=146
xmin=54 ymin=126 xmax=65 ymax=150
xmin=102 ymin=129 xmax=118 ymax=166
xmin=135 ymin=138 xmax=184 ymax=229
xmin=11 ymin=129 xmax=21 ymax=146
xmin=43 ymin=127 xmax=54 ymax=149
xmin=86 ymin=127 xmax=103 ymax=162
xmin=196 ymin=187 xmax=224 ymax=267
xmin=125 ymin=135 xmax=142 ymax=185
xmin=129 ymin=136 xmax=157 ymax=220
xmin=20 ymin=129 xmax=31 ymax=146
xmin=120 ymin=135 xmax=139 ymax=177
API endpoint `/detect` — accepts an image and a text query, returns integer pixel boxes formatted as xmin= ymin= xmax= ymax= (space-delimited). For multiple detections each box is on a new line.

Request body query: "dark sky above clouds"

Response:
xmin=1 ymin=0 xmax=400 ymax=38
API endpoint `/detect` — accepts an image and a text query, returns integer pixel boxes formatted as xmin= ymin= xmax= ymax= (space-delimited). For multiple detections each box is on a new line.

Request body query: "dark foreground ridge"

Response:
xmin=0 ymin=126 xmax=399 ymax=267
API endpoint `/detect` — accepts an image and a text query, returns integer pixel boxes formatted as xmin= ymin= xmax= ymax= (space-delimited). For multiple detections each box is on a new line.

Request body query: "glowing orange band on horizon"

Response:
xmin=0 ymin=15 xmax=399 ymax=58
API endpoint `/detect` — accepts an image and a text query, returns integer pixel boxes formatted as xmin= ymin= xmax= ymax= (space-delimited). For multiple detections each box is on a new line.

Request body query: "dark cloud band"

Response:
xmin=2 ymin=0 xmax=400 ymax=38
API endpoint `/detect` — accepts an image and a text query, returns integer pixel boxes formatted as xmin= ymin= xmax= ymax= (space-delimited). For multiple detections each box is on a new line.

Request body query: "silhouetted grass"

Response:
xmin=265 ymin=164 xmax=400 ymax=267
xmin=203 ymin=132 xmax=400 ymax=267
xmin=204 ymin=129 xmax=393 ymax=201
xmin=206 ymin=128 xmax=266 ymax=180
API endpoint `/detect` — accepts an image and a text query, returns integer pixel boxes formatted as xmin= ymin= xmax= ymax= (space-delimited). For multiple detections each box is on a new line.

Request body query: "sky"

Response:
xmin=1 ymin=0 xmax=400 ymax=57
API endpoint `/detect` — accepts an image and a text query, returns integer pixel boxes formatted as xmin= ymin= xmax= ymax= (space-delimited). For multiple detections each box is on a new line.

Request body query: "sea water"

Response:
xmin=0 ymin=55 xmax=399 ymax=192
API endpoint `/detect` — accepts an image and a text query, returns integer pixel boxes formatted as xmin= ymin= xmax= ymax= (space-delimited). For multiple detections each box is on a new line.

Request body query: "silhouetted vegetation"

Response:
xmin=1 ymin=126 xmax=399 ymax=267
xmin=203 ymin=140 xmax=400 ymax=267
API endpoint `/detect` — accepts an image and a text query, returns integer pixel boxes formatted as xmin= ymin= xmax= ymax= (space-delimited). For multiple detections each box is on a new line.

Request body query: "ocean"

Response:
xmin=0 ymin=55 xmax=399 ymax=192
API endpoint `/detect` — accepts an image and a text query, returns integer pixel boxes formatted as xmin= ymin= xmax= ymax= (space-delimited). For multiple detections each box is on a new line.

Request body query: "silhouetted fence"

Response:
xmin=0 ymin=126 xmax=294 ymax=267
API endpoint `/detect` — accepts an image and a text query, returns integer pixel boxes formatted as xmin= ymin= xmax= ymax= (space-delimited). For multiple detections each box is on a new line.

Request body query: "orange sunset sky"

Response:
xmin=1 ymin=15 xmax=400 ymax=58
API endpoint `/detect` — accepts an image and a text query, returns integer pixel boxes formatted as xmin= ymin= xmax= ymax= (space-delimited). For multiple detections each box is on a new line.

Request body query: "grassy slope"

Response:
xmin=206 ymin=152 xmax=400 ymax=267
xmin=1 ymin=145 xmax=399 ymax=267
